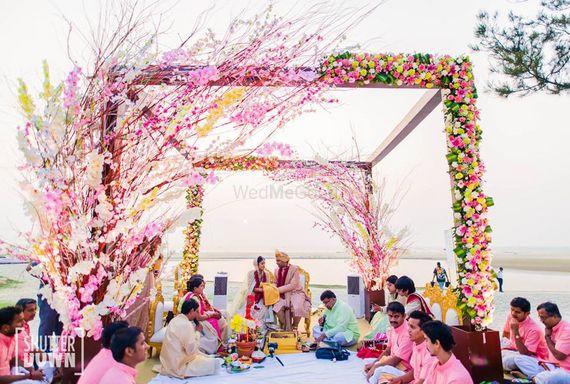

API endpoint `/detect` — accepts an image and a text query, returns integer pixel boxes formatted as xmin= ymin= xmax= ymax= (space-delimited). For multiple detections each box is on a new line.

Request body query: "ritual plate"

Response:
xmin=225 ymin=364 xmax=251 ymax=374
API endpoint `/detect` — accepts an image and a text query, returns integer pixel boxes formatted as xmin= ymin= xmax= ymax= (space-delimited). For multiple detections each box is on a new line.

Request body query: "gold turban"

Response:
xmin=261 ymin=283 xmax=280 ymax=306
xmin=275 ymin=250 xmax=290 ymax=263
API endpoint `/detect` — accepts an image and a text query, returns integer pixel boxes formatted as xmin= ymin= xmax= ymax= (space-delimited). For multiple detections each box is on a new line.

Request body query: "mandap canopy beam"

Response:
xmin=367 ymin=89 xmax=442 ymax=167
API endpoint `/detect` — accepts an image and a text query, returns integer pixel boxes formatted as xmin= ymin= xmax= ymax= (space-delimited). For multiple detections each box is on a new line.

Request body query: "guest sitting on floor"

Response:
xmin=421 ymin=320 xmax=473 ymax=384
xmin=178 ymin=275 xmax=228 ymax=354
xmin=157 ymin=299 xmax=219 ymax=379
xmin=15 ymin=298 xmax=57 ymax=383
xmin=100 ymin=327 xmax=148 ymax=384
xmin=313 ymin=290 xmax=359 ymax=347
xmin=366 ymin=275 xmax=402 ymax=340
xmin=501 ymin=297 xmax=549 ymax=374
xmin=511 ymin=302 xmax=570 ymax=383
xmin=395 ymin=276 xmax=433 ymax=317
xmin=15 ymin=299 xmax=36 ymax=365
xmin=364 ymin=302 xmax=413 ymax=382
xmin=384 ymin=310 xmax=434 ymax=384
xmin=78 ymin=321 xmax=129 ymax=384
xmin=0 ymin=306 xmax=46 ymax=383
xmin=273 ymin=250 xmax=311 ymax=332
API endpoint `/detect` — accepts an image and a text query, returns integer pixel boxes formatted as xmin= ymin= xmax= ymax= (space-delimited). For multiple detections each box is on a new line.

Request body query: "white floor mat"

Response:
xmin=149 ymin=352 xmax=372 ymax=384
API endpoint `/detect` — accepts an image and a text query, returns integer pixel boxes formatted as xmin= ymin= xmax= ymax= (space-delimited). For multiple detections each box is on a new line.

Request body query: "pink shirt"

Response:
xmin=99 ymin=362 xmax=137 ymax=384
xmin=0 ymin=333 xmax=15 ymax=376
xmin=387 ymin=321 xmax=413 ymax=366
xmin=547 ymin=320 xmax=570 ymax=371
xmin=425 ymin=353 xmax=473 ymax=384
xmin=409 ymin=340 xmax=434 ymax=383
xmin=78 ymin=348 xmax=116 ymax=384
xmin=502 ymin=314 xmax=549 ymax=360
xmin=16 ymin=321 xmax=32 ymax=362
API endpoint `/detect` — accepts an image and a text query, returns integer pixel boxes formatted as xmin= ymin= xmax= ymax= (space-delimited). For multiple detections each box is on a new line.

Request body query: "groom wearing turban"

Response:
xmin=273 ymin=250 xmax=311 ymax=331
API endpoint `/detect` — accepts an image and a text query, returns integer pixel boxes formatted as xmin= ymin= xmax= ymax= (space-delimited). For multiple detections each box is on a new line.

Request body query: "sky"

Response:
xmin=0 ymin=0 xmax=568 ymax=254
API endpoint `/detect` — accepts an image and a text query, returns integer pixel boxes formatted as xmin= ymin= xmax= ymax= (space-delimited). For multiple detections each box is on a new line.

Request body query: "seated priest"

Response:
xmin=501 ymin=297 xmax=549 ymax=373
xmin=313 ymin=290 xmax=359 ymax=347
xmin=364 ymin=302 xmax=414 ymax=382
xmin=273 ymin=250 xmax=311 ymax=331
xmin=511 ymin=302 xmax=570 ymax=383
xmin=100 ymin=327 xmax=148 ymax=384
xmin=157 ymin=299 xmax=219 ymax=379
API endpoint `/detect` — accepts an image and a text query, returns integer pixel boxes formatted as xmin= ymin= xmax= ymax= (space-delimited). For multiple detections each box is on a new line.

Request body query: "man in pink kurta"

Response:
xmin=513 ymin=302 xmax=570 ymax=382
xmin=0 ymin=306 xmax=45 ymax=382
xmin=378 ymin=310 xmax=435 ymax=384
xmin=99 ymin=327 xmax=147 ymax=384
xmin=501 ymin=297 xmax=549 ymax=373
xmin=15 ymin=298 xmax=38 ymax=365
xmin=424 ymin=353 xmax=473 ymax=384
xmin=365 ymin=302 xmax=414 ymax=382
xmin=273 ymin=250 xmax=311 ymax=331
xmin=100 ymin=362 xmax=137 ymax=384
xmin=78 ymin=321 xmax=128 ymax=384
xmin=421 ymin=320 xmax=473 ymax=384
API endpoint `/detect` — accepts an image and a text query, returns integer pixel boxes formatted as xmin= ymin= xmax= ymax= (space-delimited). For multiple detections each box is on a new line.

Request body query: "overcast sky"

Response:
xmin=0 ymin=0 xmax=568 ymax=253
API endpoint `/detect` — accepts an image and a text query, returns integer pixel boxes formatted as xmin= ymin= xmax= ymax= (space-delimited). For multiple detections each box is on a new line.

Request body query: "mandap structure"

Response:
xmin=135 ymin=52 xmax=496 ymax=330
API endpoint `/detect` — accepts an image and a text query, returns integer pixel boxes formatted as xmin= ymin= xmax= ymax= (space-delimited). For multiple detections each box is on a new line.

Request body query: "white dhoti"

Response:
xmin=513 ymin=354 xmax=562 ymax=379
xmin=368 ymin=365 xmax=406 ymax=384
xmin=502 ymin=349 xmax=523 ymax=371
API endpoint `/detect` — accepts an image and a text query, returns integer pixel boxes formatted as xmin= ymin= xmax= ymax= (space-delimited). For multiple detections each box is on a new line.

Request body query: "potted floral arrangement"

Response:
xmin=229 ymin=314 xmax=261 ymax=358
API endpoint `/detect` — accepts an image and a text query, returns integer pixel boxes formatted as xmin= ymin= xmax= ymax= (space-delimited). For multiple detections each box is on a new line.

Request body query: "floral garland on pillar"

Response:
xmin=177 ymin=155 xmax=280 ymax=286
xmin=178 ymin=185 xmax=204 ymax=293
xmin=320 ymin=52 xmax=495 ymax=329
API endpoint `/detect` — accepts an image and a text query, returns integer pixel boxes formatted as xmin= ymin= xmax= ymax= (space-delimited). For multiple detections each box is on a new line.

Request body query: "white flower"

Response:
xmin=95 ymin=193 xmax=113 ymax=221
xmin=68 ymin=260 xmax=95 ymax=283
xmin=85 ymin=152 xmax=105 ymax=188
xmin=79 ymin=305 xmax=100 ymax=335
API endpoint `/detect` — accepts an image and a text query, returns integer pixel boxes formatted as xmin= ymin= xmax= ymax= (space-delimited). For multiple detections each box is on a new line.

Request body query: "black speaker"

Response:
xmin=347 ymin=275 xmax=360 ymax=295
xmin=214 ymin=274 xmax=228 ymax=295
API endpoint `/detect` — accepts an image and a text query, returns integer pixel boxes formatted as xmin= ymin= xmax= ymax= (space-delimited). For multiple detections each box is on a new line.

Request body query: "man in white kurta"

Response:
xmin=157 ymin=299 xmax=218 ymax=378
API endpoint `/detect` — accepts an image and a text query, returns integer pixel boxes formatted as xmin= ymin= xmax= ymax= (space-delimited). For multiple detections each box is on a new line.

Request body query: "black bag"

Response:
xmin=315 ymin=347 xmax=350 ymax=361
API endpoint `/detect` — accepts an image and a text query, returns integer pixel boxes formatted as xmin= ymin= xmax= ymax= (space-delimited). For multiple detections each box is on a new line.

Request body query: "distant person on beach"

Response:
xmin=511 ymin=302 xmax=570 ymax=383
xmin=431 ymin=262 xmax=449 ymax=289
xmin=395 ymin=276 xmax=433 ymax=317
xmin=497 ymin=267 xmax=504 ymax=292
xmin=501 ymin=297 xmax=549 ymax=374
